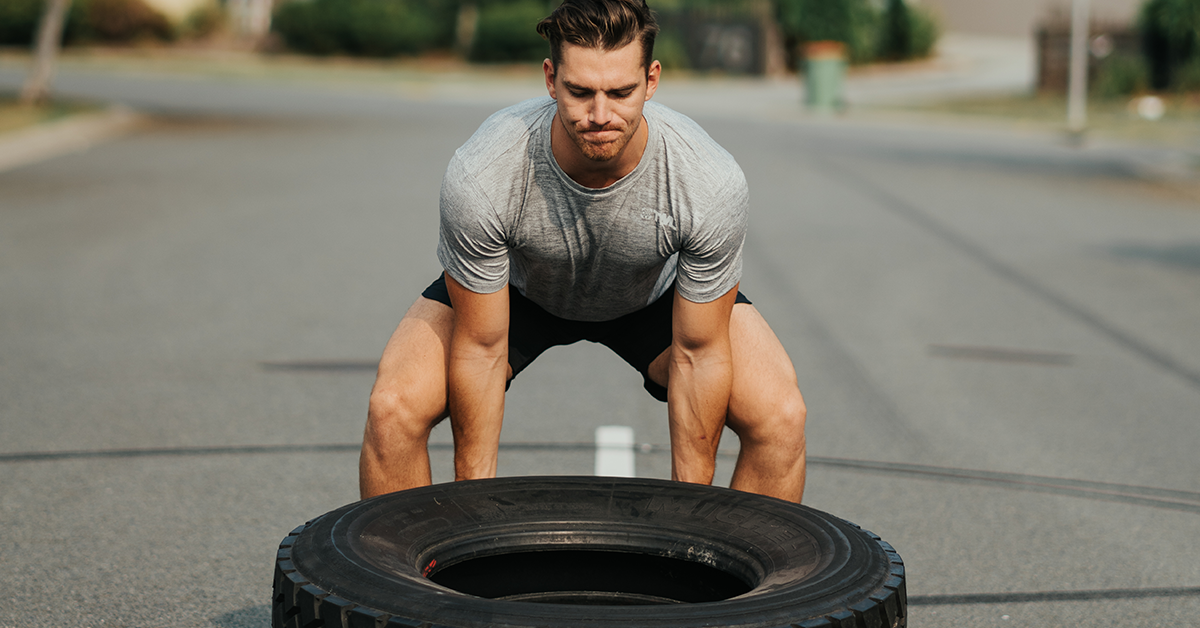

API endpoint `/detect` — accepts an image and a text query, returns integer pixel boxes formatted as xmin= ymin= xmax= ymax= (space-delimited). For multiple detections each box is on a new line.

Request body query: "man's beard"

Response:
xmin=567 ymin=119 xmax=639 ymax=162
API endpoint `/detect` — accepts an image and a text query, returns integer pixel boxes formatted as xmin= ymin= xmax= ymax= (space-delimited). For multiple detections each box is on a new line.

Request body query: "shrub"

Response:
xmin=0 ymin=0 xmax=88 ymax=46
xmin=343 ymin=1 xmax=444 ymax=56
xmin=272 ymin=0 xmax=457 ymax=57
xmin=1140 ymin=0 xmax=1200 ymax=90
xmin=906 ymin=3 xmax=939 ymax=59
xmin=775 ymin=0 xmax=880 ymax=63
xmin=871 ymin=0 xmax=940 ymax=61
xmin=1092 ymin=52 xmax=1150 ymax=96
xmin=78 ymin=0 xmax=174 ymax=42
xmin=1174 ymin=56 xmax=1200 ymax=91
xmin=875 ymin=0 xmax=910 ymax=60
xmin=0 ymin=0 xmax=44 ymax=46
xmin=469 ymin=0 xmax=549 ymax=63
xmin=272 ymin=1 xmax=341 ymax=55
xmin=181 ymin=1 xmax=226 ymax=40
xmin=653 ymin=30 xmax=690 ymax=70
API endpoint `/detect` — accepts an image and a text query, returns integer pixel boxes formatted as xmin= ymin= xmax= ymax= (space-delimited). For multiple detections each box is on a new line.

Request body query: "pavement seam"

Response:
xmin=0 ymin=105 xmax=143 ymax=173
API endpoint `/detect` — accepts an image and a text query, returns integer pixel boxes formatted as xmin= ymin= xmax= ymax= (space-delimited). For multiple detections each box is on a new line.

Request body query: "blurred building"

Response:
xmin=143 ymin=0 xmax=274 ymax=38
xmin=143 ymin=0 xmax=209 ymax=23
xmin=919 ymin=0 xmax=1143 ymax=37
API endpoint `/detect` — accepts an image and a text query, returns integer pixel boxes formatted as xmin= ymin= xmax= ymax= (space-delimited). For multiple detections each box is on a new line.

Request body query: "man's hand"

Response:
xmin=667 ymin=286 xmax=738 ymax=485
xmin=445 ymin=273 xmax=510 ymax=482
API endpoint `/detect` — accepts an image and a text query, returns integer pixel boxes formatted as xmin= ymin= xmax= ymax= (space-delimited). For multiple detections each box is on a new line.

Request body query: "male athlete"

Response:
xmin=360 ymin=0 xmax=807 ymax=502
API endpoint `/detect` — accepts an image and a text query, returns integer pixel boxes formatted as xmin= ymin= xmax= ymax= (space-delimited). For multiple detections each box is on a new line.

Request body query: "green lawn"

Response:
xmin=0 ymin=97 xmax=93 ymax=135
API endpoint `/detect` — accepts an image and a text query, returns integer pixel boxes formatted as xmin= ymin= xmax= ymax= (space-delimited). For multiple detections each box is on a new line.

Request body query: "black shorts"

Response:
xmin=421 ymin=274 xmax=751 ymax=402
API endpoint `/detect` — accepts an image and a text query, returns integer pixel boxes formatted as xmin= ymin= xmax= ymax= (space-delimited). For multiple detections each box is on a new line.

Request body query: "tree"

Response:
xmin=19 ymin=0 xmax=72 ymax=105
xmin=1140 ymin=0 xmax=1200 ymax=89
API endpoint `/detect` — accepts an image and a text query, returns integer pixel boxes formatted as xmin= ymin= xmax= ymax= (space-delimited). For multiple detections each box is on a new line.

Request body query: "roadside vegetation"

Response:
xmin=0 ymin=0 xmax=179 ymax=46
xmin=268 ymin=0 xmax=939 ymax=68
xmin=0 ymin=95 xmax=91 ymax=134
xmin=1 ymin=0 xmax=939 ymax=71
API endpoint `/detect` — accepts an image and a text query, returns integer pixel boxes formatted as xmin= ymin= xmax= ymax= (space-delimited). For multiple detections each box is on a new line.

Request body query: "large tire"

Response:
xmin=273 ymin=476 xmax=905 ymax=628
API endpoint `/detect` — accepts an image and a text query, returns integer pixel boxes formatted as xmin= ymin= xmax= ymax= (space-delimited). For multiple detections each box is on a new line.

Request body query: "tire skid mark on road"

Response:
xmin=910 ymin=585 xmax=1200 ymax=606
xmin=818 ymin=160 xmax=1200 ymax=393
xmin=3 ymin=442 xmax=1197 ymax=512
xmin=260 ymin=360 xmax=379 ymax=372
xmin=741 ymin=232 xmax=933 ymax=458
xmin=0 ymin=441 xmax=588 ymax=463
xmin=927 ymin=343 xmax=1075 ymax=366
xmin=802 ymin=455 xmax=1200 ymax=514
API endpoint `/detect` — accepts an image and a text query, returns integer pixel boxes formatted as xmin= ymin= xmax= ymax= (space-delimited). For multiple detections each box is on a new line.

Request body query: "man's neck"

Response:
xmin=551 ymin=114 xmax=649 ymax=189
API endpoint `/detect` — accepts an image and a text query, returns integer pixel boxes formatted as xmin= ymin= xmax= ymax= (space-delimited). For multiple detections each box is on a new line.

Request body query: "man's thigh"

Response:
xmin=727 ymin=304 xmax=801 ymax=429
xmin=372 ymin=296 xmax=456 ymax=422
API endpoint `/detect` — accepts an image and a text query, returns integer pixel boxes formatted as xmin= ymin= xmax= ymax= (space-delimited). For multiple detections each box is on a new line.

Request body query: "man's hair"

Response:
xmin=536 ymin=0 xmax=659 ymax=71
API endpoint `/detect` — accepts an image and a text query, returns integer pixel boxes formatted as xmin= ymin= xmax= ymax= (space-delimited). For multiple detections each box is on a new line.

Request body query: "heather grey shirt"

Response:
xmin=437 ymin=97 xmax=748 ymax=322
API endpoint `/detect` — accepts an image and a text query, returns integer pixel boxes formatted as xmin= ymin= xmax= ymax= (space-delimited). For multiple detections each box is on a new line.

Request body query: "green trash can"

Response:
xmin=804 ymin=41 xmax=847 ymax=114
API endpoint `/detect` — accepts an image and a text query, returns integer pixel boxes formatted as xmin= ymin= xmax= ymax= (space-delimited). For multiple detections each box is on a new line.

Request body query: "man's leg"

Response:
xmin=725 ymin=304 xmax=807 ymax=502
xmin=647 ymin=303 xmax=807 ymax=502
xmin=359 ymin=297 xmax=454 ymax=499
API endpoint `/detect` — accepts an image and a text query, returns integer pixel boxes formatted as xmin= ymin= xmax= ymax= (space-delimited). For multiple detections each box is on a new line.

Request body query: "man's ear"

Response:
xmin=543 ymin=59 xmax=557 ymax=100
xmin=644 ymin=59 xmax=662 ymax=101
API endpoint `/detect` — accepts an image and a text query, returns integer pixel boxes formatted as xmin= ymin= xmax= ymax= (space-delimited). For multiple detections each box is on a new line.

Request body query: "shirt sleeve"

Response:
xmin=436 ymin=155 xmax=511 ymax=294
xmin=674 ymin=172 xmax=749 ymax=304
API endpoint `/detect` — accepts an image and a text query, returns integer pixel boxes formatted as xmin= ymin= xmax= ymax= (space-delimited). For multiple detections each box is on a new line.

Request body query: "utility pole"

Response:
xmin=20 ymin=0 xmax=72 ymax=106
xmin=1066 ymin=0 xmax=1090 ymax=136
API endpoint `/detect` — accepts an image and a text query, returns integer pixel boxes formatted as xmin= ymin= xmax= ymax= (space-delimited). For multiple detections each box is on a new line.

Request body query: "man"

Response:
xmin=360 ymin=0 xmax=806 ymax=502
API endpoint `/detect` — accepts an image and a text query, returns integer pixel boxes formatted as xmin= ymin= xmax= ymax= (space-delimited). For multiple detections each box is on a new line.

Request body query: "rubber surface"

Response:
xmin=272 ymin=476 xmax=906 ymax=628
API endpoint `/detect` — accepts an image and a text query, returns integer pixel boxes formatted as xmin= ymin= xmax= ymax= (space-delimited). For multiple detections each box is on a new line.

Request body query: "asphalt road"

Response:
xmin=1 ymin=62 xmax=1199 ymax=627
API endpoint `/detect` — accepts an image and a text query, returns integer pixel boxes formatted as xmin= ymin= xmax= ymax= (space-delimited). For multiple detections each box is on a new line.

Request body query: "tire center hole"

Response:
xmin=427 ymin=549 xmax=754 ymax=605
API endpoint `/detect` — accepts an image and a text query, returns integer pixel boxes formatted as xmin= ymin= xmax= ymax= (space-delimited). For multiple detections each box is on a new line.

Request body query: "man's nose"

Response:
xmin=588 ymin=94 xmax=613 ymax=127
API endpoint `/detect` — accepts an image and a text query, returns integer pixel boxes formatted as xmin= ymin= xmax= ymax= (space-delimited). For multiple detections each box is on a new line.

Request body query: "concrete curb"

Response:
xmin=0 ymin=105 xmax=143 ymax=173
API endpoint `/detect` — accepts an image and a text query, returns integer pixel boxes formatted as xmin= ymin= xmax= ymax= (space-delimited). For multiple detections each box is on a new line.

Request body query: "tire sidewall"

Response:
xmin=285 ymin=477 xmax=898 ymax=628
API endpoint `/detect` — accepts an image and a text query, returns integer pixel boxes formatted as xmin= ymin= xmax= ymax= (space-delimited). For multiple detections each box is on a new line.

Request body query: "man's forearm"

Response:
xmin=447 ymin=342 xmax=507 ymax=481
xmin=667 ymin=346 xmax=732 ymax=485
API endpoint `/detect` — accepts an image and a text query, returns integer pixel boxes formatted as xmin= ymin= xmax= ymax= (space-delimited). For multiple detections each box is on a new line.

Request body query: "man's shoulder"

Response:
xmin=645 ymin=102 xmax=746 ymax=194
xmin=453 ymin=97 xmax=554 ymax=171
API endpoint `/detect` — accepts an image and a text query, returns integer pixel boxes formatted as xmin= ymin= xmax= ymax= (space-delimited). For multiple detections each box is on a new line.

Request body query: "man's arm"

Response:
xmin=668 ymin=285 xmax=739 ymax=485
xmin=445 ymin=272 xmax=509 ymax=482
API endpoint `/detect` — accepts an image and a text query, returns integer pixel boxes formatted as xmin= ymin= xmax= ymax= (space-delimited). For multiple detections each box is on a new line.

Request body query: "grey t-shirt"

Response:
xmin=437 ymin=97 xmax=748 ymax=322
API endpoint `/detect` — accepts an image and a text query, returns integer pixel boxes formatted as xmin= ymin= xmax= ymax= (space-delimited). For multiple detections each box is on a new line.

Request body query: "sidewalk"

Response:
xmin=654 ymin=32 xmax=1035 ymax=117
xmin=0 ymin=104 xmax=142 ymax=173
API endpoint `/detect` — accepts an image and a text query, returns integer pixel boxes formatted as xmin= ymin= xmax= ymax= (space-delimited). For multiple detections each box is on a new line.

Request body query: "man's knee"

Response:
xmin=769 ymin=388 xmax=807 ymax=444
xmin=735 ymin=386 xmax=806 ymax=449
xmin=365 ymin=386 xmax=445 ymax=448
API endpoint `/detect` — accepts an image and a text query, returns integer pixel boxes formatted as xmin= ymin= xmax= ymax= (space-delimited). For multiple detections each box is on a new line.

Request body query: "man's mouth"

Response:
xmin=579 ymin=128 xmax=620 ymax=142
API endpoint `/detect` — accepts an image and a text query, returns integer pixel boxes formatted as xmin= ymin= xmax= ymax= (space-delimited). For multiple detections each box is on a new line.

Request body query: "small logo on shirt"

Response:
xmin=638 ymin=207 xmax=675 ymax=229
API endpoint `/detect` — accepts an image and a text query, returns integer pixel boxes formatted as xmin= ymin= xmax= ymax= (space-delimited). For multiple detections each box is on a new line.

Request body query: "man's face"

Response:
xmin=544 ymin=41 xmax=661 ymax=162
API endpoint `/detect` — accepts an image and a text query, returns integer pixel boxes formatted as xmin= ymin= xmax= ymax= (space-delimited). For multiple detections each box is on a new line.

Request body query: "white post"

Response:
xmin=1066 ymin=0 xmax=1090 ymax=135
xmin=594 ymin=426 xmax=635 ymax=478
